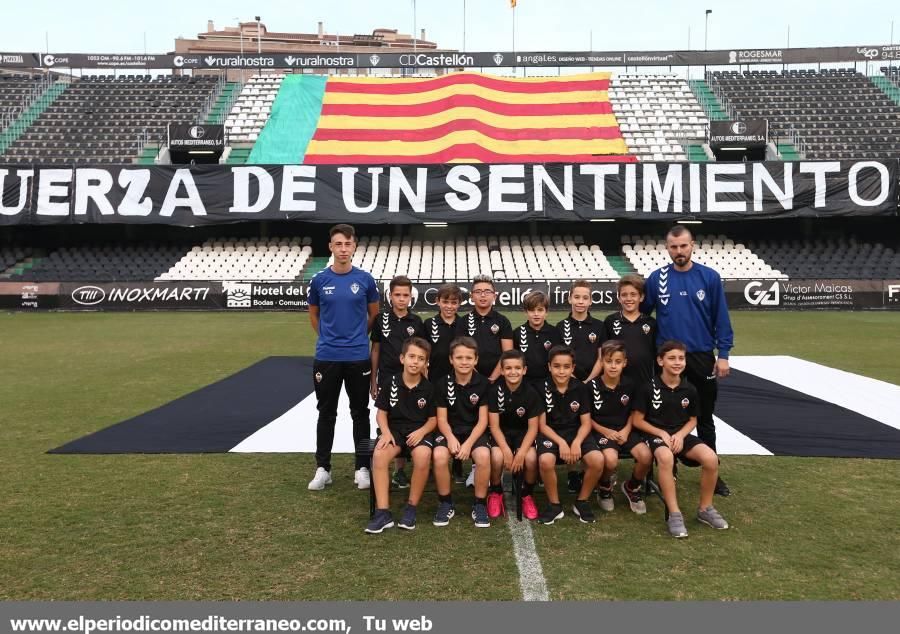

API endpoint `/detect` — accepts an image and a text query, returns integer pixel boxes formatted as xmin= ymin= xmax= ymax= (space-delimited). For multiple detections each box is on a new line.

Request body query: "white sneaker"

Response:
xmin=354 ymin=467 xmax=371 ymax=490
xmin=307 ymin=467 xmax=332 ymax=491
xmin=465 ymin=465 xmax=476 ymax=488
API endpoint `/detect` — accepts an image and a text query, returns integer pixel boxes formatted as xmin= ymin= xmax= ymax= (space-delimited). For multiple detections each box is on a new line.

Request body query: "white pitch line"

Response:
xmin=503 ymin=489 xmax=550 ymax=601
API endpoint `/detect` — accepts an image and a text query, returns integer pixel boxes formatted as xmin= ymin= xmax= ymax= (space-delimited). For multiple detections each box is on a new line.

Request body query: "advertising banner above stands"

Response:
xmin=168 ymin=124 xmax=225 ymax=150
xmin=1 ymin=161 xmax=896 ymax=226
xmin=709 ymin=120 xmax=768 ymax=148
xmin=1 ymin=280 xmax=898 ymax=311
xmin=2 ymin=44 xmax=898 ymax=69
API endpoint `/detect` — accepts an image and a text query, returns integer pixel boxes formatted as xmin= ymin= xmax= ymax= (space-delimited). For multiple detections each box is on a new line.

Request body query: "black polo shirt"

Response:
xmin=542 ymin=379 xmax=591 ymax=434
xmin=632 ymin=376 xmax=699 ymax=434
xmin=556 ymin=313 xmax=604 ymax=381
xmin=371 ymin=309 xmax=425 ymax=375
xmin=514 ymin=322 xmax=563 ymax=383
xmin=435 ymin=371 xmax=490 ymax=434
xmin=457 ymin=309 xmax=514 ymax=377
xmin=589 ymin=377 xmax=635 ymax=431
xmin=488 ymin=381 xmax=544 ymax=435
xmin=375 ymin=373 xmax=436 ymax=432
xmin=603 ymin=312 xmax=658 ymax=384
xmin=422 ymin=314 xmax=459 ymax=381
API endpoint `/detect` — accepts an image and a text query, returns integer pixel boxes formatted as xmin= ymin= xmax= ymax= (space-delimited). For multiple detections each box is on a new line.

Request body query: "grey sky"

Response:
xmin=2 ymin=0 xmax=896 ymax=55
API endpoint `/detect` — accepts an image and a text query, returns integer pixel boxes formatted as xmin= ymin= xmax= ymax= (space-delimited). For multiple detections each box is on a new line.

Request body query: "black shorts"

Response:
xmin=537 ymin=429 xmax=600 ymax=458
xmin=434 ymin=428 xmax=491 ymax=451
xmin=645 ymin=433 xmax=706 ymax=461
xmin=382 ymin=426 xmax=436 ymax=459
xmin=493 ymin=429 xmax=532 ymax=453
xmin=595 ymin=430 xmax=645 ymax=454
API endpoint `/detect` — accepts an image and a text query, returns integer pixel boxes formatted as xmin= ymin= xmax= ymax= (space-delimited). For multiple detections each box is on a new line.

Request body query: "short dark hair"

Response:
xmin=522 ymin=290 xmax=549 ymax=311
xmin=570 ymin=279 xmax=592 ymax=293
xmin=436 ymin=283 xmax=462 ymax=302
xmin=547 ymin=344 xmax=576 ymax=364
xmin=329 ymin=224 xmax=356 ymax=241
xmin=657 ymin=340 xmax=687 ymax=358
xmin=617 ymin=274 xmax=645 ymax=296
xmin=601 ymin=339 xmax=627 ymax=359
xmin=448 ymin=336 xmax=479 ymax=357
xmin=471 ymin=274 xmax=495 ymax=289
xmin=402 ymin=336 xmax=432 ymax=358
xmin=666 ymin=225 xmax=692 ymax=241
xmin=500 ymin=349 xmax=526 ymax=367
xmin=389 ymin=275 xmax=413 ymax=293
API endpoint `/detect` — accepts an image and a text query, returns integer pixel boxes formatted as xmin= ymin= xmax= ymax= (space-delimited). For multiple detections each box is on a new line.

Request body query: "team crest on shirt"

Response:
xmin=469 ymin=393 xmax=480 ymax=405
xmin=696 ymin=290 xmax=706 ymax=301
xmin=642 ymin=323 xmax=651 ymax=335
xmin=588 ymin=332 xmax=598 ymax=343
xmin=543 ymin=340 xmax=552 ymax=350
xmin=314 ymin=372 xmax=323 ymax=383
xmin=681 ymin=397 xmax=690 ymax=409
xmin=406 ymin=326 xmax=415 ymax=336
xmin=417 ymin=398 xmax=427 ymax=409
xmin=490 ymin=324 xmax=500 ymax=335
xmin=350 ymin=282 xmax=360 ymax=294
xmin=542 ymin=440 xmax=553 ymax=448
xmin=621 ymin=394 xmax=630 ymax=406
xmin=516 ymin=406 xmax=526 ymax=417
xmin=569 ymin=400 xmax=580 ymax=413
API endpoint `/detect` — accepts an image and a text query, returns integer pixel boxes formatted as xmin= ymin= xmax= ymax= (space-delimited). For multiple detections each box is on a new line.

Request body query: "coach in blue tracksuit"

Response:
xmin=642 ymin=225 xmax=734 ymax=497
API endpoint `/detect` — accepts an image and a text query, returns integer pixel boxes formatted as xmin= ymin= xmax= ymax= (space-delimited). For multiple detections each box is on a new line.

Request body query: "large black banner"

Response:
xmin=4 ymin=44 xmax=899 ymax=69
xmin=710 ymin=120 xmax=768 ymax=149
xmin=1 ymin=161 xmax=896 ymax=226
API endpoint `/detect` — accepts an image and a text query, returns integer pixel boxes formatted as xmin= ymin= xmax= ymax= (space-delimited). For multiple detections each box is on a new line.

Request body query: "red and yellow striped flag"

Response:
xmin=303 ymin=72 xmax=634 ymax=164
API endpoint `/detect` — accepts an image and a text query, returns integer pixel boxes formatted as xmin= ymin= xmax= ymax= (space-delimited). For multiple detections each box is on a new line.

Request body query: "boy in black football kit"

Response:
xmin=366 ymin=337 xmax=437 ymax=534
xmin=432 ymin=337 xmax=493 ymax=527
xmin=514 ymin=291 xmax=562 ymax=392
xmin=588 ymin=340 xmax=653 ymax=515
xmin=603 ymin=274 xmax=657 ymax=385
xmin=556 ymin=279 xmax=604 ymax=383
xmin=537 ymin=345 xmax=605 ymax=525
xmin=488 ymin=350 xmax=542 ymax=521
xmin=632 ymin=340 xmax=730 ymax=538
xmin=458 ymin=275 xmax=514 ymax=382
xmin=370 ymin=275 xmax=424 ymax=489
xmin=422 ymin=283 xmax=462 ymax=383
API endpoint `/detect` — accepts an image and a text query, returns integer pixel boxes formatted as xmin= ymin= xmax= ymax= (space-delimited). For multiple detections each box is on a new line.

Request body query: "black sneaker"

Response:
xmin=566 ymin=471 xmax=584 ymax=494
xmin=714 ymin=477 xmax=731 ymax=497
xmin=471 ymin=503 xmax=490 ymax=528
xmin=538 ymin=503 xmax=564 ymax=525
xmin=572 ymin=500 xmax=596 ymax=523
xmin=397 ymin=504 xmax=417 ymax=530
xmin=365 ymin=509 xmax=395 ymax=534
xmin=433 ymin=501 xmax=455 ymax=527
xmin=392 ymin=468 xmax=410 ymax=489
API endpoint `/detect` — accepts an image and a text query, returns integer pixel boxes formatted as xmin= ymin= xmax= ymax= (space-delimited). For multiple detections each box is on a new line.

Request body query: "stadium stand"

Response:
xmin=622 ymin=234 xmax=785 ymax=280
xmin=0 ymin=75 xmax=220 ymax=165
xmin=158 ymin=237 xmax=313 ymax=281
xmin=347 ymin=234 xmax=620 ymax=282
xmin=609 ymin=74 xmax=709 ymax=161
xmin=0 ymin=245 xmax=34 ymax=278
xmin=224 ymin=74 xmax=283 ymax=143
xmin=707 ymin=69 xmax=900 ymax=159
xmin=7 ymin=244 xmax=187 ymax=282
xmin=746 ymin=237 xmax=900 ymax=279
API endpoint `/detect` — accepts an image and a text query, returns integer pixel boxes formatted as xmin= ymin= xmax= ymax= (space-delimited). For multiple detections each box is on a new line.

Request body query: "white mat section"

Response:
xmin=230 ymin=390 xmax=379 ymax=453
xmin=729 ymin=355 xmax=900 ymax=432
xmin=708 ymin=416 xmax=773 ymax=455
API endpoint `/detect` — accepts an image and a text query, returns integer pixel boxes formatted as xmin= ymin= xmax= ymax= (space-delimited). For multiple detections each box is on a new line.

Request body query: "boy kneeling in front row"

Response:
xmin=366 ymin=337 xmax=437 ymax=534
xmin=631 ymin=340 xmax=729 ymax=538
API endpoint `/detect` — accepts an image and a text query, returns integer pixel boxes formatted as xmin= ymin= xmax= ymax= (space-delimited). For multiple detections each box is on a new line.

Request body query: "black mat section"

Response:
xmin=49 ymin=357 xmax=313 ymax=454
xmin=717 ymin=369 xmax=900 ymax=459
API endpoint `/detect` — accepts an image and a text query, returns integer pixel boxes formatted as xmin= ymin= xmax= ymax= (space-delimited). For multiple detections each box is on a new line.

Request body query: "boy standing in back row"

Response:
xmin=604 ymin=274 xmax=657 ymax=385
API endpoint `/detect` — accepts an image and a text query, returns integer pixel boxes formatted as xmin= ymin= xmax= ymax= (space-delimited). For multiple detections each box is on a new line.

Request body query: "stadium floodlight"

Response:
xmin=256 ymin=16 xmax=262 ymax=54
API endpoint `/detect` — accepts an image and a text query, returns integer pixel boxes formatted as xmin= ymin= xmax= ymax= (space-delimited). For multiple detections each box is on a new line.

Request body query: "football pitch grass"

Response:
xmin=1 ymin=311 xmax=898 ymax=601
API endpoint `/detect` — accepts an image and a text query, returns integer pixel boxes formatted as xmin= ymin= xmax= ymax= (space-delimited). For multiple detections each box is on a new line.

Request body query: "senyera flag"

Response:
xmin=303 ymin=71 xmax=635 ymax=164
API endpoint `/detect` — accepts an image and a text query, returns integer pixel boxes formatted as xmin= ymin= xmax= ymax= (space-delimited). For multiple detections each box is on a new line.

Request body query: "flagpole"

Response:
xmin=512 ymin=5 xmax=516 ymax=54
xmin=413 ymin=0 xmax=417 ymax=52
xmin=463 ymin=0 xmax=466 ymax=51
